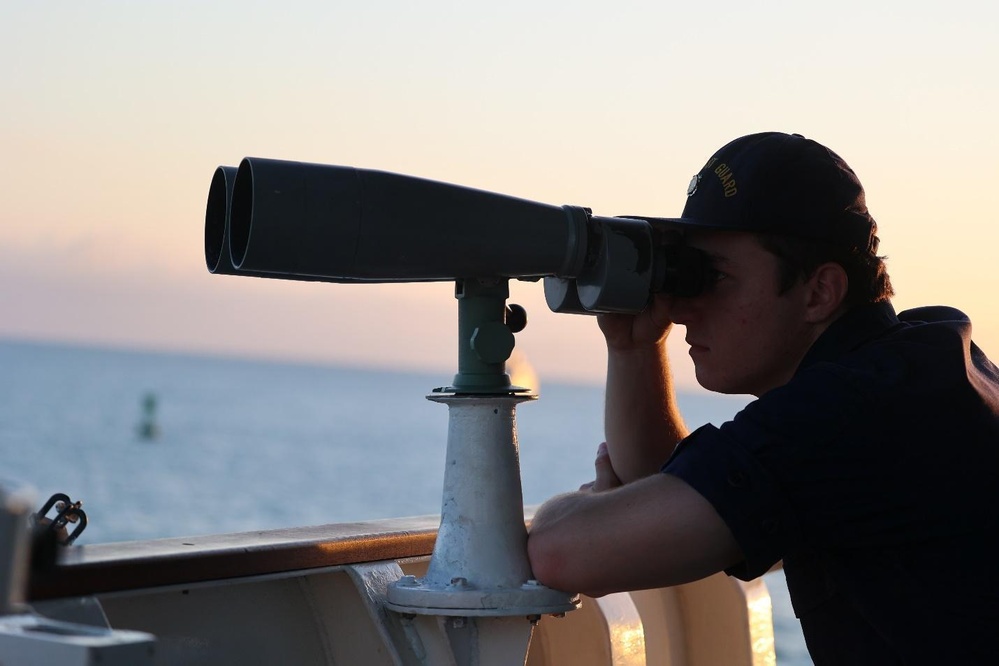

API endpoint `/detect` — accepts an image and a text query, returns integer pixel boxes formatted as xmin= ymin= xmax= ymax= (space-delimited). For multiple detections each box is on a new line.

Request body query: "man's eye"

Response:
xmin=707 ymin=268 xmax=727 ymax=282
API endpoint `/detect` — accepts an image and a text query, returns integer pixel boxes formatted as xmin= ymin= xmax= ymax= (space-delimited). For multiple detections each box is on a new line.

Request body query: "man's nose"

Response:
xmin=667 ymin=295 xmax=697 ymax=325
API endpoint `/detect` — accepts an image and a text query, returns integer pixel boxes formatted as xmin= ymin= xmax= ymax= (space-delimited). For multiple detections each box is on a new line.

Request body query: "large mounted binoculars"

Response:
xmin=205 ymin=157 xmax=711 ymax=314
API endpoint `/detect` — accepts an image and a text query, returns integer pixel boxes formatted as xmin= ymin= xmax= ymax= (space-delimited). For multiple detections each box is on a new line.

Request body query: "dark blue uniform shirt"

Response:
xmin=663 ymin=303 xmax=999 ymax=664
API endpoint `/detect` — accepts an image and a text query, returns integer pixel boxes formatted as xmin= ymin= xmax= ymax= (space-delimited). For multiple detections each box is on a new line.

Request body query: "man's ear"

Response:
xmin=804 ymin=262 xmax=849 ymax=323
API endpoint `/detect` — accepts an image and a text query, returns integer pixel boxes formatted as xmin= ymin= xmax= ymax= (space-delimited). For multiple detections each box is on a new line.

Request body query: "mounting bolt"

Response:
xmin=397 ymin=575 xmax=418 ymax=588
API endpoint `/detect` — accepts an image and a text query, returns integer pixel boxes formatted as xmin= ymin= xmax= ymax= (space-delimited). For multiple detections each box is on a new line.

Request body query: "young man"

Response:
xmin=527 ymin=132 xmax=999 ymax=663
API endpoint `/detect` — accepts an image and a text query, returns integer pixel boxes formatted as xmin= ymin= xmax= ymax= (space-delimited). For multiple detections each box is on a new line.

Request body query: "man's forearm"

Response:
xmin=604 ymin=341 xmax=688 ymax=483
xmin=527 ymin=474 xmax=742 ymax=597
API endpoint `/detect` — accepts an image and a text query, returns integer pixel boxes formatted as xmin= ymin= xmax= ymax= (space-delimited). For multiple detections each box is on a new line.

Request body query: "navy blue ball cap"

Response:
xmin=672 ymin=132 xmax=878 ymax=253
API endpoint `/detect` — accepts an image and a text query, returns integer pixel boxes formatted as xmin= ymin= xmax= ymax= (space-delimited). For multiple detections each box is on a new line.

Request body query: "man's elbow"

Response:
xmin=527 ymin=524 xmax=605 ymax=597
xmin=526 ymin=527 xmax=568 ymax=591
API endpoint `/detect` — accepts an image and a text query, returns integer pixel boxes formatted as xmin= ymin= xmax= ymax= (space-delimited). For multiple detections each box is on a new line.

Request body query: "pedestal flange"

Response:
xmin=386 ymin=576 xmax=579 ymax=617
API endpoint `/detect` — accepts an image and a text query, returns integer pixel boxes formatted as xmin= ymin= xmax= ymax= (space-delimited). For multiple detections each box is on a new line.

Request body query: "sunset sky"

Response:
xmin=2 ymin=1 xmax=997 ymax=391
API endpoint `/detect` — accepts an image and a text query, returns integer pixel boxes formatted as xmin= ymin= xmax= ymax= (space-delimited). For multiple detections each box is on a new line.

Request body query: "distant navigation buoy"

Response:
xmin=137 ymin=392 xmax=160 ymax=440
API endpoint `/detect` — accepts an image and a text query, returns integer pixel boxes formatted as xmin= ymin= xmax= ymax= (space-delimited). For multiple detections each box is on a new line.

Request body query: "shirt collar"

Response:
xmin=797 ymin=301 xmax=900 ymax=373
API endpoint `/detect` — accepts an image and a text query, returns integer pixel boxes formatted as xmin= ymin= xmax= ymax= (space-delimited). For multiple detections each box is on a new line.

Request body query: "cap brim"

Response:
xmin=618 ymin=215 xmax=750 ymax=232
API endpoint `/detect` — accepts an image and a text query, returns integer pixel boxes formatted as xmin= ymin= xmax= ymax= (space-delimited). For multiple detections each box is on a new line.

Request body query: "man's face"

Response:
xmin=668 ymin=230 xmax=818 ymax=397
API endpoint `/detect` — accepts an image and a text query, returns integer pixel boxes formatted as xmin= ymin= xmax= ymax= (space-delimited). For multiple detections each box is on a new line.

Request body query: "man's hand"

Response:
xmin=578 ymin=442 xmax=623 ymax=492
xmin=597 ymin=295 xmax=674 ymax=351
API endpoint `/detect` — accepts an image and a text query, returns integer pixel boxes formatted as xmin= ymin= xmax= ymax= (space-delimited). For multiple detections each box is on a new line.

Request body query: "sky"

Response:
xmin=2 ymin=1 xmax=998 ymax=392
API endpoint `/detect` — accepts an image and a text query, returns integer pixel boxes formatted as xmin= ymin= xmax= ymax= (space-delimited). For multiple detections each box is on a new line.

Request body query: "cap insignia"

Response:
xmin=687 ymin=174 xmax=700 ymax=196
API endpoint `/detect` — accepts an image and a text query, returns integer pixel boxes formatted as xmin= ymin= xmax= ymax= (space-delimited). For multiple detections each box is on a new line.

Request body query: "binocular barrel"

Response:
xmin=205 ymin=158 xmax=709 ymax=313
xmin=207 ymin=157 xmax=589 ymax=282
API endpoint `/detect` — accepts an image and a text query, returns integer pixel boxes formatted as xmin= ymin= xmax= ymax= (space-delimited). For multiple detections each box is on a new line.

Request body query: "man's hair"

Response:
xmin=755 ymin=233 xmax=894 ymax=308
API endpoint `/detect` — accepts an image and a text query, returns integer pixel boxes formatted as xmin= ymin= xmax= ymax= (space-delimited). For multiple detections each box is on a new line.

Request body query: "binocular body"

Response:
xmin=205 ymin=157 xmax=709 ymax=313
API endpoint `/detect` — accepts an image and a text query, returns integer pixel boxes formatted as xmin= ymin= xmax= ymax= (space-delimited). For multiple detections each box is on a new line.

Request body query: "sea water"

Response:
xmin=0 ymin=338 xmax=810 ymax=664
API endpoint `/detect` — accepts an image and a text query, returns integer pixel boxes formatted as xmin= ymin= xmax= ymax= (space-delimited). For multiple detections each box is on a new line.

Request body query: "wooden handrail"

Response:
xmin=28 ymin=515 xmax=443 ymax=601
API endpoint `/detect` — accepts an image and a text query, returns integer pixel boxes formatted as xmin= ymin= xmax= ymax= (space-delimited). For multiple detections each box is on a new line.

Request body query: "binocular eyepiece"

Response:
xmin=205 ymin=157 xmax=711 ymax=313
